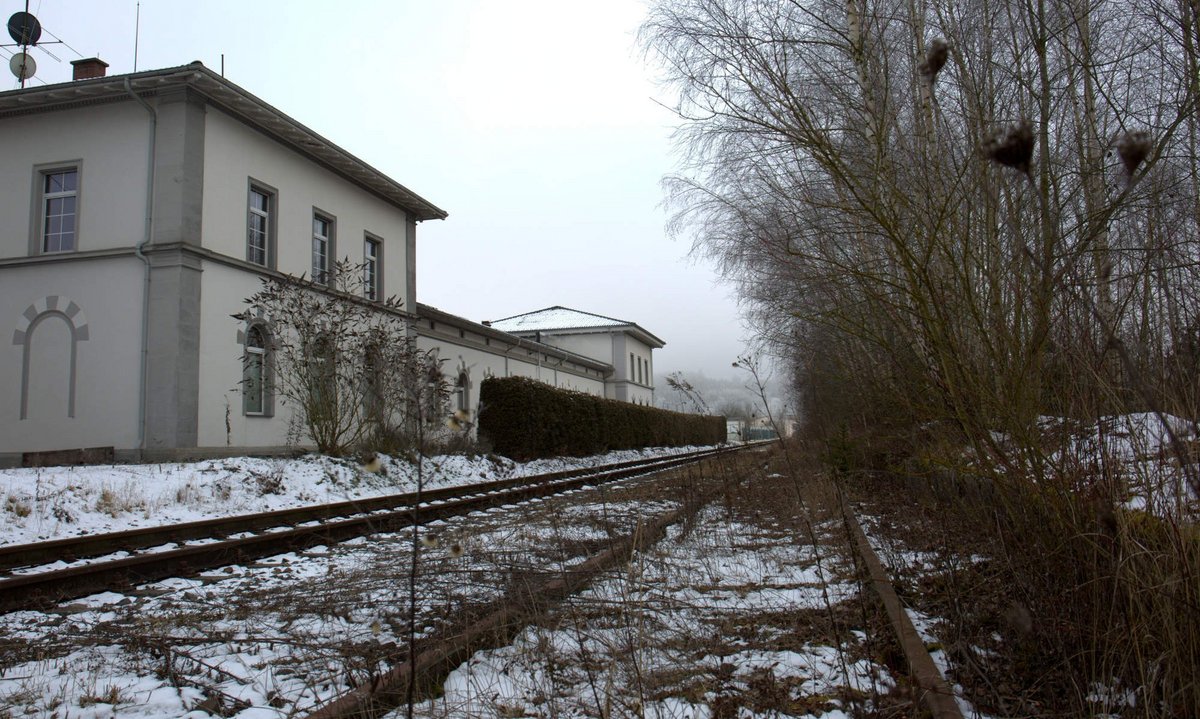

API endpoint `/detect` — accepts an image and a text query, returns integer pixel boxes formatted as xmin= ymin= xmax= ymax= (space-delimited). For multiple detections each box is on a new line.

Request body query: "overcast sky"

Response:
xmin=4 ymin=0 xmax=753 ymax=379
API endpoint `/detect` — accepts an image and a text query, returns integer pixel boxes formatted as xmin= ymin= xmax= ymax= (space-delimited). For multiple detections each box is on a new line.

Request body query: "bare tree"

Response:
xmin=235 ymin=260 xmax=447 ymax=456
xmin=643 ymin=0 xmax=1200 ymax=712
xmin=643 ymin=0 xmax=1200 ymax=457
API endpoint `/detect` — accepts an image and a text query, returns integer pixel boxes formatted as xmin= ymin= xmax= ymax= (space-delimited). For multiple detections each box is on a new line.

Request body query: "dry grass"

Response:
xmin=849 ymin=460 xmax=1200 ymax=718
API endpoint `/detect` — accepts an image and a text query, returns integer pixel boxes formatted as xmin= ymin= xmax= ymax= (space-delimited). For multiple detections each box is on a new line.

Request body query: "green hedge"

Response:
xmin=478 ymin=376 xmax=726 ymax=460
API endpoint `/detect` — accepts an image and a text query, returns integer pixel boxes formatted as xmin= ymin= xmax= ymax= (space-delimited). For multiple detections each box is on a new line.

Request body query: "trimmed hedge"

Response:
xmin=478 ymin=376 xmax=726 ymax=460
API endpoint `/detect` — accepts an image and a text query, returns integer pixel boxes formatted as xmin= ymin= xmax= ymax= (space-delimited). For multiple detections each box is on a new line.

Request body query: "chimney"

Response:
xmin=71 ymin=58 xmax=109 ymax=81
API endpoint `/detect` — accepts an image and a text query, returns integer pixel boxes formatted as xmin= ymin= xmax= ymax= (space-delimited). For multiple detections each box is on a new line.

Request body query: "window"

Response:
xmin=364 ymin=236 xmax=381 ymax=300
xmin=363 ymin=344 xmax=384 ymax=423
xmin=630 ymin=353 xmax=635 ymax=381
xmin=455 ymin=370 xmax=470 ymax=413
xmin=312 ymin=212 xmax=334 ymax=285
xmin=243 ymin=324 xmax=271 ymax=416
xmin=41 ymin=168 xmax=79 ymax=253
xmin=638 ymin=356 xmax=644 ymax=384
xmin=307 ymin=334 xmax=337 ymax=423
xmin=247 ymin=185 xmax=273 ymax=266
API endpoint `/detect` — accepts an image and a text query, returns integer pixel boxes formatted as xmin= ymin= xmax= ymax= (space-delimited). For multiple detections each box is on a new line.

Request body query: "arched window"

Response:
xmin=243 ymin=324 xmax=270 ymax=416
xmin=454 ymin=370 xmax=470 ymax=414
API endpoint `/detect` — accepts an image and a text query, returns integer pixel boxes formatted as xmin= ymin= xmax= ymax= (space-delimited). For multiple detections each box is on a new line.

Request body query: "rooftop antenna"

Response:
xmin=6 ymin=2 xmax=40 ymax=87
xmin=133 ymin=1 xmax=140 ymax=71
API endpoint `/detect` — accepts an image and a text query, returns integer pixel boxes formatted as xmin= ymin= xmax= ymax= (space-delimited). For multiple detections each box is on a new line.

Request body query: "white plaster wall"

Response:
xmin=414 ymin=334 xmax=605 ymax=421
xmin=202 ymin=110 xmax=410 ymax=306
xmin=0 ymin=258 xmax=143 ymax=453
xmin=626 ymin=335 xmax=655 ymax=389
xmin=626 ymin=383 xmax=656 ymax=405
xmin=0 ymin=103 xmax=149 ymax=259
xmin=537 ymin=332 xmax=613 ymax=366
xmin=195 ymin=261 xmax=302 ymax=448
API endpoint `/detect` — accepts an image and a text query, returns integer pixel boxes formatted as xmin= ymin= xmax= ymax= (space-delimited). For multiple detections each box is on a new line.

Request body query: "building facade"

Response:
xmin=488 ymin=307 xmax=663 ymax=405
xmin=0 ymin=61 xmax=661 ymax=465
xmin=413 ymin=304 xmax=612 ymax=420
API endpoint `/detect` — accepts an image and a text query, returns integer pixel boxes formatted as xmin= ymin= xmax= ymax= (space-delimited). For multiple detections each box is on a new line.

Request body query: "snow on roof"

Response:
xmin=489 ymin=306 xmax=631 ymax=333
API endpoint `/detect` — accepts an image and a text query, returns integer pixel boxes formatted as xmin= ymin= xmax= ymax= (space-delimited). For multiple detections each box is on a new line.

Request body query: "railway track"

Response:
xmin=0 ymin=444 xmax=755 ymax=613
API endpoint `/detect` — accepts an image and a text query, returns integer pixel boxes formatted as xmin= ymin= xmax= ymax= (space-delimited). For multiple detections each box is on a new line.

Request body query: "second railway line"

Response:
xmin=0 ymin=444 xmax=758 ymax=614
xmin=0 ymin=445 xmax=777 ymax=717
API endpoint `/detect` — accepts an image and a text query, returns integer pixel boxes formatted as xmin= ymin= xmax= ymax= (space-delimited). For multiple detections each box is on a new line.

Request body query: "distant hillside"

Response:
xmin=654 ymin=371 xmax=788 ymax=420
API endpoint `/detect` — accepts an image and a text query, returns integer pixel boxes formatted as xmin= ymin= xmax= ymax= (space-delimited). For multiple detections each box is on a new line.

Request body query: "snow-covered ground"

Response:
xmin=0 ymin=448 xmax=906 ymax=718
xmin=410 ymin=506 xmax=891 ymax=719
xmin=1051 ymin=412 xmax=1199 ymax=516
xmin=0 ymin=446 xmax=713 ymax=547
xmin=985 ymin=412 xmax=1200 ymax=518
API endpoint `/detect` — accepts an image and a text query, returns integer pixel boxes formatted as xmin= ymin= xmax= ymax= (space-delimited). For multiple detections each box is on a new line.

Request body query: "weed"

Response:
xmin=175 ymin=481 xmax=201 ymax=506
xmin=249 ymin=467 xmax=285 ymax=496
xmin=4 ymin=494 xmax=31 ymax=518
xmin=94 ymin=482 xmax=146 ymax=517
xmin=78 ymin=684 xmax=121 ymax=707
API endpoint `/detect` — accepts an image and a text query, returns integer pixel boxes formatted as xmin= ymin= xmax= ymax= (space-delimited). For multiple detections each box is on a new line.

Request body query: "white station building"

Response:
xmin=0 ymin=60 xmax=661 ymax=465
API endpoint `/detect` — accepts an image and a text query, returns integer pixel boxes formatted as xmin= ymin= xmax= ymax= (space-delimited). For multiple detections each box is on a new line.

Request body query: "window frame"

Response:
xmin=30 ymin=161 xmax=83 ymax=255
xmin=311 ymin=208 xmax=337 ymax=285
xmin=246 ymin=178 xmax=278 ymax=268
xmin=362 ymin=343 xmax=385 ymax=424
xmin=242 ymin=323 xmax=274 ymax=417
xmin=455 ymin=370 xmax=471 ymax=413
xmin=363 ymin=233 xmax=383 ymax=300
xmin=307 ymin=333 xmax=338 ymax=423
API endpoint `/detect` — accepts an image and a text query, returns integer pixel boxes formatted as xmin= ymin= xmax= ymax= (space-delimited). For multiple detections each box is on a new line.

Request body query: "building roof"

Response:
xmin=416 ymin=303 xmax=614 ymax=373
xmin=0 ymin=62 xmax=447 ymax=222
xmin=489 ymin=306 xmax=665 ymax=348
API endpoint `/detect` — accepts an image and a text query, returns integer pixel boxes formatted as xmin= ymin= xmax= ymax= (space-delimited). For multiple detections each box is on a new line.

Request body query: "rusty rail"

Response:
xmin=840 ymin=496 xmax=965 ymax=719
xmin=0 ymin=449 xmax=736 ymax=572
xmin=301 ymin=458 xmax=734 ymax=719
xmin=0 ymin=445 xmax=756 ymax=613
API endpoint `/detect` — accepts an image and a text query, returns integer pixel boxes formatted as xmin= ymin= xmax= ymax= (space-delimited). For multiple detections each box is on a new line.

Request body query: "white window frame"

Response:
xmin=455 ymin=370 xmax=470 ymax=413
xmin=364 ymin=234 xmax=382 ymax=300
xmin=246 ymin=180 xmax=277 ymax=268
xmin=243 ymin=324 xmax=272 ymax=416
xmin=35 ymin=165 xmax=81 ymax=254
xmin=312 ymin=210 xmax=336 ymax=285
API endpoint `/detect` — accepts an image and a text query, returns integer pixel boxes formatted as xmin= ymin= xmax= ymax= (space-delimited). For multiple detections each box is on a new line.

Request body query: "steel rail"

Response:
xmin=304 ymin=471 xmax=724 ymax=719
xmin=839 ymin=494 xmax=966 ymax=719
xmin=0 ymin=445 xmax=751 ymax=613
xmin=0 ymin=448 xmax=731 ymax=573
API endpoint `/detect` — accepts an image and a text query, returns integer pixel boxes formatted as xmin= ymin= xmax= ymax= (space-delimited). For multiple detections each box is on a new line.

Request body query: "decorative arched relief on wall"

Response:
xmin=12 ymin=296 xmax=90 ymax=420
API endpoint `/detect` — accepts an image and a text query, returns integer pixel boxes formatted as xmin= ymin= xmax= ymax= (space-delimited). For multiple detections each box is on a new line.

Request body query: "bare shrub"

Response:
xmin=643 ymin=0 xmax=1200 ymax=711
xmin=236 ymin=259 xmax=448 ymax=456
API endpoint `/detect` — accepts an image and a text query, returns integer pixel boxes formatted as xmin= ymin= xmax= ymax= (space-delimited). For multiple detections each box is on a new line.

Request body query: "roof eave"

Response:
xmin=417 ymin=303 xmax=615 ymax=373
xmin=501 ymin=323 xmax=666 ymax=349
xmin=0 ymin=63 xmax=448 ymax=222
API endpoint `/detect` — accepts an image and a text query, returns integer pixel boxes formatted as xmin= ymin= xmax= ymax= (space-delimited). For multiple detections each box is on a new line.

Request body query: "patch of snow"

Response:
xmin=0 ymin=446 xmax=715 ymax=548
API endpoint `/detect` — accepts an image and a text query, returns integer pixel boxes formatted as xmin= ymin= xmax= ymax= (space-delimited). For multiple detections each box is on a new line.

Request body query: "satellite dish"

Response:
xmin=10 ymin=52 xmax=36 ymax=81
xmin=7 ymin=11 xmax=41 ymax=46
